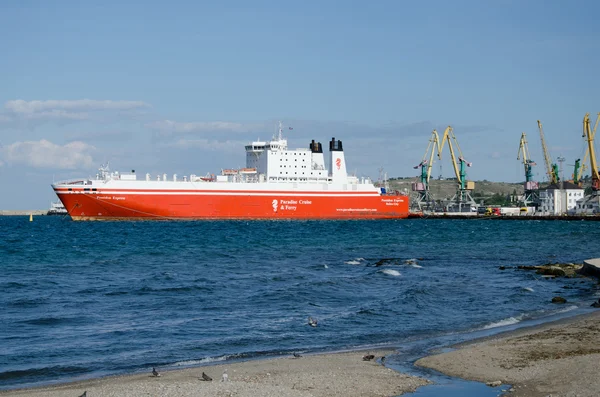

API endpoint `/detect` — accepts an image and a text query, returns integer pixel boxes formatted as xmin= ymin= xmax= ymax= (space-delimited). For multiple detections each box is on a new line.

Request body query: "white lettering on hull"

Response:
xmin=277 ymin=198 xmax=312 ymax=212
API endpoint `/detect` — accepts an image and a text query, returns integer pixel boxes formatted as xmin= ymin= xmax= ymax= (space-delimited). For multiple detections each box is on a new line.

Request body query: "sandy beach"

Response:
xmin=416 ymin=310 xmax=600 ymax=397
xmin=0 ymin=350 xmax=429 ymax=397
xmin=5 ymin=311 xmax=600 ymax=397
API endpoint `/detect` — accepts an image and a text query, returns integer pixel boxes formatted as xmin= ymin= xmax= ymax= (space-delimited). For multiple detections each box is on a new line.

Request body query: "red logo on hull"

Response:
xmin=336 ymin=158 xmax=341 ymax=170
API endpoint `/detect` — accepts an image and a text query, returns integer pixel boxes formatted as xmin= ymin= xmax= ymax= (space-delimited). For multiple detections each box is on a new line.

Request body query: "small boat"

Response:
xmin=47 ymin=201 xmax=68 ymax=216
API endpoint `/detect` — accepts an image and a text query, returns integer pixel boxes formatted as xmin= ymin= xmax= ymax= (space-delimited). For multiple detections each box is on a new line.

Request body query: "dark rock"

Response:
xmin=518 ymin=265 xmax=539 ymax=271
xmin=499 ymin=266 xmax=506 ymax=270
xmin=591 ymin=299 xmax=600 ymax=308
xmin=551 ymin=296 xmax=567 ymax=304
xmin=537 ymin=266 xmax=567 ymax=277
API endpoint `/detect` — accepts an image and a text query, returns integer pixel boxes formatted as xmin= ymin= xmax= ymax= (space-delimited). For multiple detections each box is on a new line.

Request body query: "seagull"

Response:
xmin=221 ymin=369 xmax=229 ymax=382
xmin=362 ymin=354 xmax=375 ymax=361
xmin=152 ymin=367 xmax=160 ymax=377
xmin=78 ymin=392 xmax=87 ymax=397
xmin=308 ymin=316 xmax=318 ymax=327
xmin=293 ymin=352 xmax=302 ymax=358
xmin=200 ymin=372 xmax=212 ymax=381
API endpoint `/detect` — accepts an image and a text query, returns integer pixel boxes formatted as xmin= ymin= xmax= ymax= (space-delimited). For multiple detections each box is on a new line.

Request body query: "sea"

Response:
xmin=1 ymin=216 xmax=599 ymax=391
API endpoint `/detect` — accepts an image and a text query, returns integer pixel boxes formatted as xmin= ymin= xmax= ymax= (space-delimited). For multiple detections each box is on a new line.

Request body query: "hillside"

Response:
xmin=387 ymin=177 xmax=524 ymax=207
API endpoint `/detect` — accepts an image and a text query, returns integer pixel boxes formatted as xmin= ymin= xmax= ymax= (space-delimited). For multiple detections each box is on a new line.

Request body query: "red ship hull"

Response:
xmin=54 ymin=187 xmax=409 ymax=220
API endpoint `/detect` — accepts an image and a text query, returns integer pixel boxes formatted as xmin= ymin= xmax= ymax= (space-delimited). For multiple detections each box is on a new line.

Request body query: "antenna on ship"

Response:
xmin=278 ymin=120 xmax=283 ymax=141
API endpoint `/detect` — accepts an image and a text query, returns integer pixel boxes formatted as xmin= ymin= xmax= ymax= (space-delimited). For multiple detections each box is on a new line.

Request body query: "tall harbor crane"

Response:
xmin=537 ymin=120 xmax=559 ymax=184
xmin=411 ymin=130 xmax=440 ymax=210
xmin=577 ymin=112 xmax=599 ymax=184
xmin=437 ymin=126 xmax=476 ymax=212
xmin=583 ymin=113 xmax=600 ymax=192
xmin=517 ymin=132 xmax=539 ymax=206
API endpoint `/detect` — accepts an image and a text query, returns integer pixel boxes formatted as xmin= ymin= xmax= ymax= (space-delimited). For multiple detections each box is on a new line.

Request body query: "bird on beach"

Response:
xmin=308 ymin=316 xmax=318 ymax=327
xmin=362 ymin=354 xmax=375 ymax=361
xmin=78 ymin=392 xmax=87 ymax=397
xmin=200 ymin=372 xmax=213 ymax=381
xmin=221 ymin=369 xmax=229 ymax=382
xmin=293 ymin=352 xmax=302 ymax=358
xmin=152 ymin=367 xmax=160 ymax=377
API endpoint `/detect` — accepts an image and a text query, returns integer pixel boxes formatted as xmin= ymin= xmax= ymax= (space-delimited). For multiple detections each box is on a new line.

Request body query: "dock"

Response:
xmin=414 ymin=213 xmax=600 ymax=221
xmin=0 ymin=210 xmax=48 ymax=216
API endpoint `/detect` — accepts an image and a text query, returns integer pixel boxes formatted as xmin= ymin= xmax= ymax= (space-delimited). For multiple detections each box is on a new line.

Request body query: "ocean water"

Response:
xmin=1 ymin=216 xmax=599 ymax=390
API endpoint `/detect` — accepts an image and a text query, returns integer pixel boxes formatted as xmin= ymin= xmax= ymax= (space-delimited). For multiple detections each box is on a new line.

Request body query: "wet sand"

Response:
xmin=0 ymin=350 xmax=429 ymax=397
xmin=416 ymin=310 xmax=600 ymax=397
xmin=5 ymin=311 xmax=600 ymax=397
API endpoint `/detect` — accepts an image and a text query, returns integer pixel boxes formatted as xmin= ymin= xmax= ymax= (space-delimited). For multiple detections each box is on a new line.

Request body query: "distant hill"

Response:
xmin=386 ymin=177 xmax=524 ymax=207
xmin=386 ymin=176 xmax=590 ymax=207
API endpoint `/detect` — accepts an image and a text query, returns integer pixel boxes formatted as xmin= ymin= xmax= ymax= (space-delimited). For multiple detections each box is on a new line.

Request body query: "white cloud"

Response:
xmin=3 ymin=99 xmax=151 ymax=122
xmin=146 ymin=120 xmax=264 ymax=135
xmin=6 ymin=99 xmax=150 ymax=114
xmin=164 ymin=138 xmax=242 ymax=153
xmin=1 ymin=139 xmax=95 ymax=169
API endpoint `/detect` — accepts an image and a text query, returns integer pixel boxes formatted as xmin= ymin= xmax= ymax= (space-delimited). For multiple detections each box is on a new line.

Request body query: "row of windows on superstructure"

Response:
xmin=271 ymin=152 xmax=308 ymax=156
xmin=274 ymin=171 xmax=326 ymax=175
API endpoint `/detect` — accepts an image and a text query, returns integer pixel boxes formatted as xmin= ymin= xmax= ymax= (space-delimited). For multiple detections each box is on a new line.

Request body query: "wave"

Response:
xmin=481 ymin=314 xmax=525 ymax=330
xmin=172 ymin=355 xmax=228 ymax=367
xmin=19 ymin=316 xmax=85 ymax=326
xmin=8 ymin=297 xmax=48 ymax=308
xmin=0 ymin=365 xmax=89 ymax=382
xmin=133 ymin=285 xmax=213 ymax=295
xmin=379 ymin=269 xmax=401 ymax=277
xmin=2 ymin=281 xmax=27 ymax=289
xmin=344 ymin=258 xmax=364 ymax=265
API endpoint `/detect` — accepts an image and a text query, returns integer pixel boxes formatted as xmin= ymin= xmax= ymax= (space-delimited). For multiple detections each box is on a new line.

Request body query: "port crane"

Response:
xmin=583 ymin=113 xmax=600 ymax=192
xmin=537 ymin=120 xmax=560 ymax=184
xmin=411 ymin=130 xmax=440 ymax=210
xmin=575 ymin=112 xmax=599 ymax=184
xmin=437 ymin=126 xmax=476 ymax=212
xmin=517 ymin=132 xmax=539 ymax=206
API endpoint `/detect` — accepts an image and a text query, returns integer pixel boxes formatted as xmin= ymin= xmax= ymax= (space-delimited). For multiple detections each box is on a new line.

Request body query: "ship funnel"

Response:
xmin=310 ymin=140 xmax=323 ymax=153
xmin=328 ymin=137 xmax=347 ymax=183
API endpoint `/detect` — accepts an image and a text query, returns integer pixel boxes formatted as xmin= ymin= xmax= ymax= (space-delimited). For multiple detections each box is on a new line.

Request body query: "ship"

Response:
xmin=47 ymin=201 xmax=68 ymax=216
xmin=51 ymin=124 xmax=409 ymax=220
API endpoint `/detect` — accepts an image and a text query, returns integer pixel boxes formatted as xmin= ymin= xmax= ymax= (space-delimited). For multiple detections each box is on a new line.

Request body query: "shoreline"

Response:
xmin=4 ymin=310 xmax=600 ymax=396
xmin=416 ymin=309 xmax=600 ymax=396
xmin=0 ymin=349 xmax=429 ymax=397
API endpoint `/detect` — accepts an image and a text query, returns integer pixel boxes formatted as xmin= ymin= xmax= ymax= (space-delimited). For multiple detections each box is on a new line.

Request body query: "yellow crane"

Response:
xmin=578 ymin=112 xmax=599 ymax=182
xmin=411 ymin=130 xmax=440 ymax=210
xmin=517 ymin=132 xmax=539 ymax=206
xmin=583 ymin=113 xmax=600 ymax=191
xmin=437 ymin=126 xmax=476 ymax=211
xmin=537 ymin=120 xmax=559 ymax=184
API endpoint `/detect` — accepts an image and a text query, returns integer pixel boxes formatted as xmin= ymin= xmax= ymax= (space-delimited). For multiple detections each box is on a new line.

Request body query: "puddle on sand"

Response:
xmin=400 ymin=378 xmax=509 ymax=397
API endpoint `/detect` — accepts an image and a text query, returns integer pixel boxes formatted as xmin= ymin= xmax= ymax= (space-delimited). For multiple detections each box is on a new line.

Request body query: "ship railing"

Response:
xmin=53 ymin=178 xmax=92 ymax=186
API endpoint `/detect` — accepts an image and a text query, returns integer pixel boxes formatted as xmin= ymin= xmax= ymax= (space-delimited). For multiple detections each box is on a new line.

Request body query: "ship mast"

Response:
xmin=278 ymin=121 xmax=283 ymax=141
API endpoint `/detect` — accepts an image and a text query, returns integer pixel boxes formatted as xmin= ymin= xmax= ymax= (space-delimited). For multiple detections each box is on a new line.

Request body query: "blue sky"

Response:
xmin=1 ymin=0 xmax=599 ymax=209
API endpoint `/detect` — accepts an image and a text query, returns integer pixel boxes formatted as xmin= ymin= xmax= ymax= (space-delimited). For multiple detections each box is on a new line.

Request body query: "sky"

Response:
xmin=1 ymin=0 xmax=599 ymax=209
